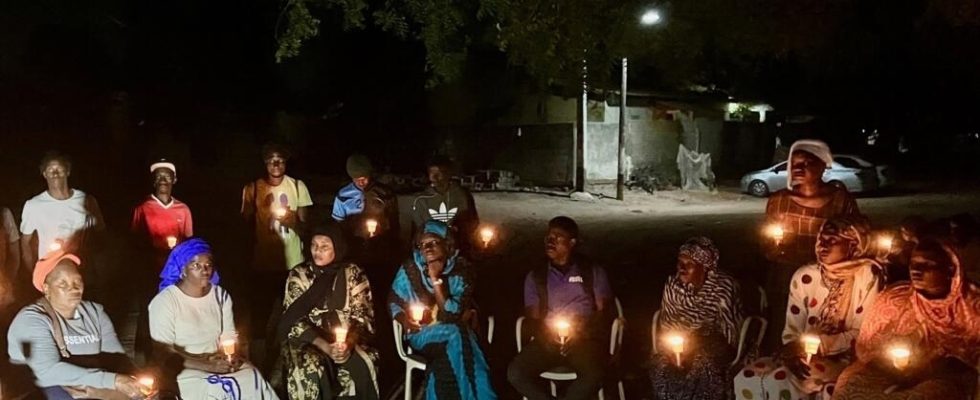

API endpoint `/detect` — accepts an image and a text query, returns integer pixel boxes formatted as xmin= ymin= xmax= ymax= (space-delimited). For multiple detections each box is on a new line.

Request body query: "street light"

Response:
xmin=640 ymin=9 xmax=662 ymax=26
xmin=617 ymin=7 xmax=663 ymax=200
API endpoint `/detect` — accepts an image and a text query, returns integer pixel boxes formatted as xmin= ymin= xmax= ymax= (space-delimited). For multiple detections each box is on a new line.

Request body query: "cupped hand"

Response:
xmin=114 ymin=375 xmax=144 ymax=399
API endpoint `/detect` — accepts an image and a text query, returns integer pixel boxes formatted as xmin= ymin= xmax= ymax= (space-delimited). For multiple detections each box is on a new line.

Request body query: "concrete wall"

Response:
xmin=488 ymin=123 xmax=576 ymax=187
xmin=583 ymin=122 xmax=618 ymax=195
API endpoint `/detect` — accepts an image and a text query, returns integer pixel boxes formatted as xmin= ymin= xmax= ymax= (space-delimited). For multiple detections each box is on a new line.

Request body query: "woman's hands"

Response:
xmin=778 ymin=342 xmax=811 ymax=380
xmin=313 ymin=336 xmax=352 ymax=364
xmin=198 ymin=353 xmax=244 ymax=374
xmin=113 ymin=375 xmax=145 ymax=398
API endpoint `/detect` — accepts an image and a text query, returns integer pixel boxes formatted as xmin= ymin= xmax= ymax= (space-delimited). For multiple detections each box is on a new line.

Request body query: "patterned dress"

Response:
xmin=650 ymin=237 xmax=744 ymax=400
xmin=735 ymin=263 xmax=882 ymax=400
xmin=282 ymin=261 xmax=379 ymax=400
xmin=388 ymin=252 xmax=496 ymax=400
xmin=832 ymin=244 xmax=980 ymax=399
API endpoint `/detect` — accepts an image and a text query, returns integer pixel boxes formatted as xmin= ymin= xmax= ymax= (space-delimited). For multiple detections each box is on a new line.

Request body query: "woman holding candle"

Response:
xmin=278 ymin=223 xmax=379 ymax=400
xmin=832 ymin=238 xmax=980 ymax=399
xmin=735 ymin=217 xmax=884 ymax=400
xmin=148 ymin=238 xmax=278 ymax=400
xmin=649 ymin=237 xmax=744 ymax=400
xmin=7 ymin=252 xmax=145 ymax=399
xmin=388 ymin=220 xmax=496 ymax=400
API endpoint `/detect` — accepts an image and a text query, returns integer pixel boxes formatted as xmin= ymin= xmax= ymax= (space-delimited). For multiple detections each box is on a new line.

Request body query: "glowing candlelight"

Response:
xmin=765 ymin=224 xmax=785 ymax=244
xmin=888 ymin=345 xmax=911 ymax=369
xmin=665 ymin=333 xmax=686 ymax=366
xmin=802 ymin=334 xmax=821 ymax=364
xmin=877 ymin=234 xmax=893 ymax=253
xmin=166 ymin=236 xmax=178 ymax=249
xmin=409 ymin=304 xmax=426 ymax=323
xmin=554 ymin=318 xmax=571 ymax=344
xmin=334 ymin=327 xmax=348 ymax=344
xmin=48 ymin=240 xmax=63 ymax=252
xmin=274 ymin=207 xmax=287 ymax=219
xmin=479 ymin=226 xmax=495 ymax=248
xmin=366 ymin=219 xmax=378 ymax=237
xmin=137 ymin=376 xmax=155 ymax=396
xmin=220 ymin=337 xmax=237 ymax=362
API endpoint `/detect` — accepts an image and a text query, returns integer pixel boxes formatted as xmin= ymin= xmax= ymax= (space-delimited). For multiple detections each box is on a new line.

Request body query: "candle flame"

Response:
xmin=274 ymin=207 xmax=287 ymax=218
xmin=480 ymin=227 xmax=494 ymax=245
xmin=554 ymin=318 xmax=571 ymax=339
xmin=877 ymin=235 xmax=893 ymax=251
xmin=166 ymin=236 xmax=178 ymax=249
xmin=409 ymin=304 xmax=426 ymax=322
xmin=888 ymin=345 xmax=911 ymax=369
xmin=48 ymin=241 xmax=63 ymax=252
xmin=765 ymin=224 xmax=785 ymax=240
xmin=334 ymin=327 xmax=348 ymax=343
xmin=366 ymin=219 xmax=378 ymax=236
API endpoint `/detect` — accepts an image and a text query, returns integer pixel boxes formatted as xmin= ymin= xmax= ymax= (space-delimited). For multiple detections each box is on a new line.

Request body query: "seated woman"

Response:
xmin=277 ymin=223 xmax=379 ymax=399
xmin=7 ymin=251 xmax=144 ymax=400
xmin=388 ymin=220 xmax=496 ymax=400
xmin=735 ymin=218 xmax=884 ymax=400
xmin=832 ymin=238 xmax=980 ymax=399
xmin=148 ymin=238 xmax=278 ymax=400
xmin=650 ymin=237 xmax=744 ymax=400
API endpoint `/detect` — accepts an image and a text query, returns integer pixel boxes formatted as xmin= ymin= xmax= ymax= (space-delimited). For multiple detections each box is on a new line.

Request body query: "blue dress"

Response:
xmin=388 ymin=251 xmax=497 ymax=400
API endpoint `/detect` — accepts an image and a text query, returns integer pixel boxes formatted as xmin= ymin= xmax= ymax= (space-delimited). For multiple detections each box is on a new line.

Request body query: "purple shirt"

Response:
xmin=524 ymin=262 xmax=613 ymax=320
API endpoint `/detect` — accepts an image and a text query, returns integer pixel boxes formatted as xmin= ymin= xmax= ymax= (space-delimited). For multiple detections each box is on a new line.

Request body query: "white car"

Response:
xmin=740 ymin=154 xmax=891 ymax=197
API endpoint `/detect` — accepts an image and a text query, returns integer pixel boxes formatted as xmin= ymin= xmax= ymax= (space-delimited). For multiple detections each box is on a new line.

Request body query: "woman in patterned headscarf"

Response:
xmin=650 ymin=237 xmax=744 ymax=400
xmin=832 ymin=238 xmax=980 ymax=399
xmin=735 ymin=217 xmax=884 ymax=400
xmin=277 ymin=223 xmax=379 ymax=400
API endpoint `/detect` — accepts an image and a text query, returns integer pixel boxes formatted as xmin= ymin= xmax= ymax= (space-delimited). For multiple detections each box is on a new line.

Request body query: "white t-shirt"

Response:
xmin=20 ymin=190 xmax=103 ymax=255
xmin=148 ymin=285 xmax=235 ymax=355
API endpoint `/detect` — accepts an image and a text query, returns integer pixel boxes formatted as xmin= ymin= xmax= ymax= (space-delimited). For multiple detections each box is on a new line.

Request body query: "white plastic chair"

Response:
xmin=391 ymin=315 xmax=495 ymax=400
xmin=514 ymin=298 xmax=626 ymax=400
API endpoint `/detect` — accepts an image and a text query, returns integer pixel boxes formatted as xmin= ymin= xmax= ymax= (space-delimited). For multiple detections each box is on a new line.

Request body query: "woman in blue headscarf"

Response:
xmin=389 ymin=220 xmax=497 ymax=400
xmin=148 ymin=238 xmax=279 ymax=400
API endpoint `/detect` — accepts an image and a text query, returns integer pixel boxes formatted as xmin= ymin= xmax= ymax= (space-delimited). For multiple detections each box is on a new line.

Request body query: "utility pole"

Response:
xmin=616 ymin=57 xmax=628 ymax=200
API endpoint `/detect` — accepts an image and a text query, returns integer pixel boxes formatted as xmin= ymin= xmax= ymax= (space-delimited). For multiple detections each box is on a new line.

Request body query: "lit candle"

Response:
xmin=366 ymin=219 xmax=378 ymax=237
xmin=765 ymin=224 xmax=785 ymax=245
xmin=48 ymin=240 xmax=63 ymax=252
xmin=220 ymin=337 xmax=237 ymax=362
xmin=334 ymin=327 xmax=348 ymax=344
xmin=665 ymin=333 xmax=686 ymax=367
xmin=409 ymin=304 xmax=426 ymax=323
xmin=554 ymin=318 xmax=572 ymax=344
xmin=802 ymin=334 xmax=821 ymax=364
xmin=888 ymin=345 xmax=911 ymax=369
xmin=274 ymin=207 xmax=287 ymax=219
xmin=166 ymin=236 xmax=178 ymax=249
xmin=137 ymin=376 xmax=155 ymax=396
xmin=479 ymin=226 xmax=495 ymax=248
xmin=877 ymin=234 xmax=893 ymax=253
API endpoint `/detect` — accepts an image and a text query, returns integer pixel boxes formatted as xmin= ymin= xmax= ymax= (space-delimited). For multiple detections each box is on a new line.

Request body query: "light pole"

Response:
xmin=617 ymin=8 xmax=662 ymax=200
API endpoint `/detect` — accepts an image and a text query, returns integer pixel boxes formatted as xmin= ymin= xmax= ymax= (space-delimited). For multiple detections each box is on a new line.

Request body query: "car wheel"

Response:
xmin=748 ymin=180 xmax=769 ymax=197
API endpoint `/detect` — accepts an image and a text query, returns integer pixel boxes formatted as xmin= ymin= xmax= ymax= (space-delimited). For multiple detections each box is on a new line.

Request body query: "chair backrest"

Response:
xmin=392 ymin=319 xmax=411 ymax=361
xmin=731 ymin=316 xmax=768 ymax=368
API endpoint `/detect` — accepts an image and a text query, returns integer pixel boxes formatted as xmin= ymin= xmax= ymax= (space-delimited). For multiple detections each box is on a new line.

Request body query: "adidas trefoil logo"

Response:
xmin=428 ymin=202 xmax=458 ymax=223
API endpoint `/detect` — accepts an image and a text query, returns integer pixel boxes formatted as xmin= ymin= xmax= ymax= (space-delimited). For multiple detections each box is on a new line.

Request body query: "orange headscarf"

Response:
xmin=33 ymin=250 xmax=82 ymax=292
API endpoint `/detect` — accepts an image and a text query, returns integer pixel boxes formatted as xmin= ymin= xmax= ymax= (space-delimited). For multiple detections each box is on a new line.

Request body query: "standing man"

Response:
xmin=332 ymin=154 xmax=399 ymax=267
xmin=508 ymin=216 xmax=614 ymax=400
xmin=410 ymin=155 xmax=479 ymax=254
xmin=131 ymin=159 xmax=193 ymax=361
xmin=131 ymin=160 xmax=193 ymax=268
xmin=20 ymin=152 xmax=104 ymax=284
xmin=241 ymin=144 xmax=313 ymax=366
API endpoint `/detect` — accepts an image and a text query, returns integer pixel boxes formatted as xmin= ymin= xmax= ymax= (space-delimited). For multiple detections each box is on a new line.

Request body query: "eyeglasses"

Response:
xmin=417 ymin=239 xmax=444 ymax=250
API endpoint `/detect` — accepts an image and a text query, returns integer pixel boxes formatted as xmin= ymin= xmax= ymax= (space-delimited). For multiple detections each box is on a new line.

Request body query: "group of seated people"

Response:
xmin=4 ymin=142 xmax=979 ymax=400
xmin=654 ymin=214 xmax=980 ymax=400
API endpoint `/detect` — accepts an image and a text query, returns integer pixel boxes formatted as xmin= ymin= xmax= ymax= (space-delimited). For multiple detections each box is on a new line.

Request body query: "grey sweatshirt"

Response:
xmin=7 ymin=300 xmax=124 ymax=389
